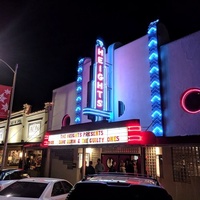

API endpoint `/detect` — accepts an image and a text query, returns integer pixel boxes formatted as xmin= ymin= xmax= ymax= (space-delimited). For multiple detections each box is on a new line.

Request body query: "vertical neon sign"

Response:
xmin=148 ymin=19 xmax=163 ymax=136
xmin=95 ymin=41 xmax=105 ymax=110
xmin=83 ymin=39 xmax=111 ymax=120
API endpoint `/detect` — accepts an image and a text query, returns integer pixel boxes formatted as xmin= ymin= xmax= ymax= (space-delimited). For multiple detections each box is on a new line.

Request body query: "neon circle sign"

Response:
xmin=181 ymin=88 xmax=200 ymax=114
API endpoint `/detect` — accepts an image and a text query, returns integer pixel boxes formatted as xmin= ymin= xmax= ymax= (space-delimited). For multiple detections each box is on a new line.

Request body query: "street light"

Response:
xmin=0 ymin=59 xmax=18 ymax=170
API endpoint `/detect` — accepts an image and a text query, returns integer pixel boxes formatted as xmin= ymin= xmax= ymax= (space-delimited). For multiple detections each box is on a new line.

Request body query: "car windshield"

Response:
xmin=0 ymin=169 xmax=30 ymax=181
xmin=0 ymin=181 xmax=48 ymax=198
xmin=0 ymin=171 xmax=4 ymax=180
xmin=68 ymin=182 xmax=172 ymax=200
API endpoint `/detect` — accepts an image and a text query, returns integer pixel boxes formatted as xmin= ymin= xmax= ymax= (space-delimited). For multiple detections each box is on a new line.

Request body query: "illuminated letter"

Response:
xmin=97 ymin=100 xmax=103 ymax=107
xmin=97 ymin=48 xmax=104 ymax=57
xmin=97 ymin=73 xmax=103 ymax=81
xmin=97 ymin=90 xmax=103 ymax=98
xmin=97 ymin=81 xmax=103 ymax=90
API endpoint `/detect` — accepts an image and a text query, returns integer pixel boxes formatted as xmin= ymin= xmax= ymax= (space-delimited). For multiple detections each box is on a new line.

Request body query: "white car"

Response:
xmin=0 ymin=177 xmax=73 ymax=200
xmin=0 ymin=179 xmax=16 ymax=191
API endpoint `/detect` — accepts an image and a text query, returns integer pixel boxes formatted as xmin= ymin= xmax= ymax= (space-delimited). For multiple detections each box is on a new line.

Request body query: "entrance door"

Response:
xmin=101 ymin=154 xmax=139 ymax=172
xmin=102 ymin=154 xmax=119 ymax=172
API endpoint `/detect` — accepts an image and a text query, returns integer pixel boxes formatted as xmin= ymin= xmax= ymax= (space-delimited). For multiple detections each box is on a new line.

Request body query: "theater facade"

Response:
xmin=44 ymin=20 xmax=200 ymax=200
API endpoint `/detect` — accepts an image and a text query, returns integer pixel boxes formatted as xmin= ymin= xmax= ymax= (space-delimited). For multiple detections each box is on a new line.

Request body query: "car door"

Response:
xmin=51 ymin=181 xmax=72 ymax=200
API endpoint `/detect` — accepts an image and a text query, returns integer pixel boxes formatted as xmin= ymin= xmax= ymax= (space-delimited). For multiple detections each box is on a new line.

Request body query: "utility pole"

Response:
xmin=0 ymin=59 xmax=18 ymax=169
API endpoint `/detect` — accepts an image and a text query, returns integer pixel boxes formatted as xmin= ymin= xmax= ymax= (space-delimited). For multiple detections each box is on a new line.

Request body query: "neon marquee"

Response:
xmin=48 ymin=127 xmax=128 ymax=146
xmin=47 ymin=121 xmax=146 ymax=146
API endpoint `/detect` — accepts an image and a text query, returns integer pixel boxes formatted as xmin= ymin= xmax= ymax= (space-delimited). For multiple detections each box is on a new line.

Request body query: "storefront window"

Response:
xmin=7 ymin=150 xmax=22 ymax=166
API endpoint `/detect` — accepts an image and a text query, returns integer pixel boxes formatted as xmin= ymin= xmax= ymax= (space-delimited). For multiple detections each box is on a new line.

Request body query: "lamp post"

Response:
xmin=0 ymin=59 xmax=18 ymax=170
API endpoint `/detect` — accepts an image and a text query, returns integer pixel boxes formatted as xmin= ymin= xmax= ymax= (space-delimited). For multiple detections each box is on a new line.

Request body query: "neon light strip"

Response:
xmin=148 ymin=20 xmax=163 ymax=136
xmin=103 ymin=56 xmax=108 ymax=111
xmin=75 ymin=58 xmax=84 ymax=124
xmin=128 ymin=135 xmax=142 ymax=141
xmin=83 ymin=108 xmax=111 ymax=118
xmin=127 ymin=126 xmax=142 ymax=131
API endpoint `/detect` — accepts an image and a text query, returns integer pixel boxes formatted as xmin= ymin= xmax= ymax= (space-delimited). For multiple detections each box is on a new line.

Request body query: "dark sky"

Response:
xmin=0 ymin=0 xmax=200 ymax=112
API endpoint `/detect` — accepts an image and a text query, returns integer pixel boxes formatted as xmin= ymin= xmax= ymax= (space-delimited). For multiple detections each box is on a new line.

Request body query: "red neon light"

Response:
xmin=181 ymin=88 xmax=200 ymax=114
xmin=127 ymin=130 xmax=156 ymax=145
xmin=128 ymin=135 xmax=142 ymax=141
xmin=128 ymin=130 xmax=142 ymax=144
xmin=95 ymin=46 xmax=104 ymax=110
xmin=40 ymin=132 xmax=49 ymax=147
xmin=126 ymin=122 xmax=143 ymax=144
xmin=127 ymin=126 xmax=141 ymax=131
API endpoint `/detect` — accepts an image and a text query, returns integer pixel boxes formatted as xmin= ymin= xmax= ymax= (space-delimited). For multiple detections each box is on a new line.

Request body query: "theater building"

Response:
xmin=0 ymin=103 xmax=50 ymax=176
xmin=45 ymin=20 xmax=200 ymax=200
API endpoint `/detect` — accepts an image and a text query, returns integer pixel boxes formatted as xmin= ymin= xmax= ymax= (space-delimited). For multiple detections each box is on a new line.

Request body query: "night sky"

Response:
xmin=0 ymin=0 xmax=200 ymax=112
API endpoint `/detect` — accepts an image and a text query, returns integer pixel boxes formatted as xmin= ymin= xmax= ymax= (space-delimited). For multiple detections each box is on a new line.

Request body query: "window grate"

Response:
xmin=146 ymin=147 xmax=156 ymax=177
xmin=172 ymin=146 xmax=200 ymax=183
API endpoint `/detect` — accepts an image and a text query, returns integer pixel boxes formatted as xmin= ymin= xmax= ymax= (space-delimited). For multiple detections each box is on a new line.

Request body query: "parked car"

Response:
xmin=0 ymin=177 xmax=73 ymax=199
xmin=0 ymin=168 xmax=30 ymax=191
xmin=66 ymin=172 xmax=173 ymax=200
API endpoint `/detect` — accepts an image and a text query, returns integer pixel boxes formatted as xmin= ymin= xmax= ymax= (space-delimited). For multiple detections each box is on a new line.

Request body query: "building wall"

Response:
xmin=159 ymin=146 xmax=174 ymax=197
xmin=50 ymin=148 xmax=85 ymax=185
xmin=81 ymin=58 xmax=92 ymax=123
xmin=23 ymin=109 xmax=48 ymax=143
xmin=160 ymin=146 xmax=200 ymax=200
xmin=161 ymin=30 xmax=200 ymax=137
xmin=112 ymin=36 xmax=152 ymax=130
xmin=50 ymin=156 xmax=77 ymax=184
xmin=0 ymin=110 xmax=25 ymax=143
xmin=49 ymin=82 xmax=77 ymax=130
xmin=48 ymin=58 xmax=97 ymax=130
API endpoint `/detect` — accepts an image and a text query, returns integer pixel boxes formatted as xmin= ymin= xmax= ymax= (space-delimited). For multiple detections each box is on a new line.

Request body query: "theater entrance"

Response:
xmin=101 ymin=154 xmax=140 ymax=173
